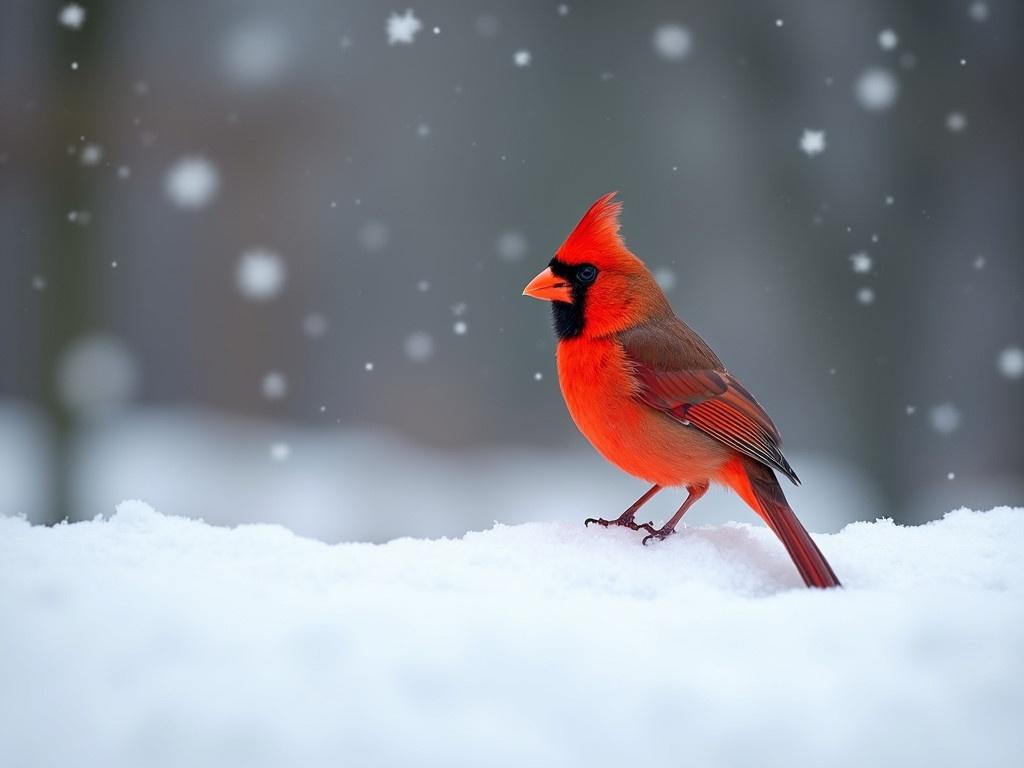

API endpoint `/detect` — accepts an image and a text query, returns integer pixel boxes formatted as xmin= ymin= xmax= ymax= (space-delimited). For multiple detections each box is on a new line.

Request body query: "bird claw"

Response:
xmin=641 ymin=528 xmax=676 ymax=546
xmin=584 ymin=516 xmax=658 ymax=535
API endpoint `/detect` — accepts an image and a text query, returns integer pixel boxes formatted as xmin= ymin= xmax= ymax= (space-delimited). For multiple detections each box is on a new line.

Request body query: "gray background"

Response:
xmin=1 ymin=1 xmax=1021 ymax=536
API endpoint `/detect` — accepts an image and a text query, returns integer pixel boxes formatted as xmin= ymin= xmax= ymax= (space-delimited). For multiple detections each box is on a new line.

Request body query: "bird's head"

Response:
xmin=523 ymin=192 xmax=670 ymax=340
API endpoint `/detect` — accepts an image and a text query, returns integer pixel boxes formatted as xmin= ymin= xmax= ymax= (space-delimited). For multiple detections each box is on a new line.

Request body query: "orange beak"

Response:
xmin=522 ymin=267 xmax=572 ymax=303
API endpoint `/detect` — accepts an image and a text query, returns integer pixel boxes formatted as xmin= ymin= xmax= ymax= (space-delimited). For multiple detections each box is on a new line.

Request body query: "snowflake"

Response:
xmin=387 ymin=10 xmax=422 ymax=45
xmin=878 ymin=29 xmax=899 ymax=50
xmin=58 ymin=4 xmax=85 ymax=29
xmin=799 ymin=129 xmax=826 ymax=157
xmin=997 ymin=346 xmax=1024 ymax=380
xmin=855 ymin=68 xmax=898 ymax=112
xmin=849 ymin=252 xmax=872 ymax=273
xmin=261 ymin=371 xmax=288 ymax=400
xmin=514 ymin=49 xmax=532 ymax=67
xmin=856 ymin=287 xmax=875 ymax=305
xmin=929 ymin=403 xmax=961 ymax=435
xmin=236 ymin=248 xmax=286 ymax=301
xmin=653 ymin=24 xmax=692 ymax=61
xmin=946 ymin=112 xmax=967 ymax=133
xmin=164 ymin=157 xmax=220 ymax=210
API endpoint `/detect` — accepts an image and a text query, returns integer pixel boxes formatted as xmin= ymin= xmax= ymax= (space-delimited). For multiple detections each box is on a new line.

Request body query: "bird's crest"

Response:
xmin=557 ymin=192 xmax=630 ymax=266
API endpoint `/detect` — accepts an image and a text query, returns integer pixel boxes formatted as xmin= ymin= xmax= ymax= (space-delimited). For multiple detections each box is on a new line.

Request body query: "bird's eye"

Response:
xmin=577 ymin=265 xmax=598 ymax=284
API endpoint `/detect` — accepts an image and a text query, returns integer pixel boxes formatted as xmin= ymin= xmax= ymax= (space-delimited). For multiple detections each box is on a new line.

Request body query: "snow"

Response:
xmin=878 ymin=28 xmax=899 ymax=50
xmin=997 ymin=346 xmax=1024 ymax=379
xmin=946 ymin=111 xmax=967 ymax=133
xmin=969 ymin=2 xmax=990 ymax=22
xmin=57 ymin=3 xmax=85 ymax=30
xmin=856 ymin=286 xmax=875 ymax=305
xmin=496 ymin=230 xmax=527 ymax=262
xmin=386 ymin=9 xmax=422 ymax=46
xmin=164 ymin=157 xmax=220 ymax=210
xmin=930 ymin=402 xmax=962 ymax=435
xmin=654 ymin=267 xmax=676 ymax=291
xmin=1 ymin=503 xmax=1022 ymax=768
xmin=855 ymin=68 xmax=899 ymax=111
xmin=236 ymin=248 xmax=287 ymax=301
xmin=513 ymin=49 xmax=532 ymax=68
xmin=849 ymin=251 xmax=873 ymax=273
xmin=799 ymin=129 xmax=826 ymax=157
xmin=221 ymin=19 xmax=292 ymax=88
xmin=653 ymin=24 xmax=693 ymax=61
xmin=403 ymin=330 xmax=435 ymax=362
xmin=79 ymin=143 xmax=103 ymax=166
xmin=261 ymin=371 xmax=288 ymax=400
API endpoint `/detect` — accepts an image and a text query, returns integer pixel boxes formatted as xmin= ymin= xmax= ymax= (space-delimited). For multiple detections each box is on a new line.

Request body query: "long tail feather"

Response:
xmin=724 ymin=457 xmax=841 ymax=588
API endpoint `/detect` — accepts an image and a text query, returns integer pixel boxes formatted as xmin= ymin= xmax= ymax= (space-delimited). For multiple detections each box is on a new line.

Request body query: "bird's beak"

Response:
xmin=522 ymin=267 xmax=572 ymax=303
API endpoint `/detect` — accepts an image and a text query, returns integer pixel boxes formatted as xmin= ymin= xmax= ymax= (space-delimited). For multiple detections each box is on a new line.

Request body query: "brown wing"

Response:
xmin=619 ymin=319 xmax=800 ymax=485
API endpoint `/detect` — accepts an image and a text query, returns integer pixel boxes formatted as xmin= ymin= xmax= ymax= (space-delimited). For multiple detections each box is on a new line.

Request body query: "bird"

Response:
xmin=522 ymin=192 xmax=840 ymax=588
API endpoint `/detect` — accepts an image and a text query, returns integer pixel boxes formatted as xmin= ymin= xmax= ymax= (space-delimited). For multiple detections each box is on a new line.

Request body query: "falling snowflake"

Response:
xmin=164 ymin=157 xmax=220 ymax=210
xmin=533 ymin=372 xmax=543 ymax=381
xmin=946 ymin=112 xmax=967 ymax=133
xmin=878 ymin=29 xmax=899 ymax=50
xmin=653 ymin=24 xmax=692 ymax=61
xmin=221 ymin=19 xmax=293 ymax=88
xmin=654 ymin=268 xmax=676 ymax=291
xmin=969 ymin=2 xmax=989 ymax=22
xmin=236 ymin=248 xmax=286 ymax=301
xmin=261 ymin=371 xmax=288 ymax=400
xmin=58 ymin=4 xmax=85 ymax=29
xmin=386 ymin=9 xmax=422 ymax=45
xmin=856 ymin=287 xmax=875 ymax=305
xmin=364 ymin=362 xmax=375 ymax=372
xmin=513 ymin=49 xmax=532 ymax=67
xmin=557 ymin=4 xmax=570 ymax=16
xmin=31 ymin=275 xmax=47 ymax=291
xmin=799 ymin=129 xmax=826 ymax=157
xmin=496 ymin=231 xmax=527 ymax=262
xmin=855 ymin=68 xmax=899 ymax=111
xmin=416 ymin=123 xmax=431 ymax=138
xmin=850 ymin=252 xmax=873 ymax=273
xmin=269 ymin=442 xmax=291 ymax=461
xmin=404 ymin=331 xmax=435 ymax=363
xmin=453 ymin=321 xmax=468 ymax=336
xmin=929 ymin=403 xmax=961 ymax=435
xmin=997 ymin=346 xmax=1024 ymax=380
xmin=79 ymin=144 xmax=103 ymax=166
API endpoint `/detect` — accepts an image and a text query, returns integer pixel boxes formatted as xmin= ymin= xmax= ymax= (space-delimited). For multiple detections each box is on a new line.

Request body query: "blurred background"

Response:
xmin=1 ymin=1 xmax=1021 ymax=541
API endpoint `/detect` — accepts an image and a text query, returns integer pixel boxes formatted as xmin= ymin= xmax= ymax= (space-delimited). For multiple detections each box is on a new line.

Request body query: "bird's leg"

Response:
xmin=585 ymin=485 xmax=661 ymax=534
xmin=642 ymin=482 xmax=709 ymax=545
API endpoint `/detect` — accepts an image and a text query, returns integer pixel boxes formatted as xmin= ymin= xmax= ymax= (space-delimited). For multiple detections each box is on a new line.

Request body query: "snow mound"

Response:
xmin=2 ymin=503 xmax=1022 ymax=767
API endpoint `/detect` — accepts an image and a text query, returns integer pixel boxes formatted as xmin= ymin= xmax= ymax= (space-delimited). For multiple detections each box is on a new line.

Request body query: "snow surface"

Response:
xmin=2 ymin=503 xmax=1022 ymax=768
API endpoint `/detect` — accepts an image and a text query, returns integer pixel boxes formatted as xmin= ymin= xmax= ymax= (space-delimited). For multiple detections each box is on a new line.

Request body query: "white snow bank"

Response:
xmin=2 ymin=503 xmax=1023 ymax=768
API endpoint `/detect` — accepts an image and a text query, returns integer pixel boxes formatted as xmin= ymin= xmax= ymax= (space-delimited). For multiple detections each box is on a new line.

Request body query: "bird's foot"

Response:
xmin=641 ymin=527 xmax=677 ymax=546
xmin=584 ymin=514 xmax=658 ymax=536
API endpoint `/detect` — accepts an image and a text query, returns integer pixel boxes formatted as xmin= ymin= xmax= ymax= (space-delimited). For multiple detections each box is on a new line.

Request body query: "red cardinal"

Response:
xmin=523 ymin=193 xmax=840 ymax=588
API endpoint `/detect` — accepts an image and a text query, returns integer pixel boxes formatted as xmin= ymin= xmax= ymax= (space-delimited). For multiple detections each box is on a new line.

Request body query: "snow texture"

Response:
xmin=386 ymin=10 xmax=421 ymax=45
xmin=2 ymin=503 xmax=1022 ymax=768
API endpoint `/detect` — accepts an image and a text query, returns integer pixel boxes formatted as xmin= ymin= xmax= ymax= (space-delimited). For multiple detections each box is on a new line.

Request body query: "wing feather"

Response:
xmin=622 ymin=323 xmax=800 ymax=485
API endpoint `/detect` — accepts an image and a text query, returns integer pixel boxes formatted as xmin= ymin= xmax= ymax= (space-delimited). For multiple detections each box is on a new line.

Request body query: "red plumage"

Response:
xmin=523 ymin=192 xmax=840 ymax=589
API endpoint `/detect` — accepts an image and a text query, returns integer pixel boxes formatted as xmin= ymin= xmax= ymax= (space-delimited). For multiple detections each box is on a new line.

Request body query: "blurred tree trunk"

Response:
xmin=40 ymin=3 xmax=108 ymax=523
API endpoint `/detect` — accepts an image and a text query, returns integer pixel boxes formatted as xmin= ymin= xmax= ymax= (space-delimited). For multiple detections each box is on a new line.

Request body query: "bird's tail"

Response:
xmin=722 ymin=456 xmax=841 ymax=589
